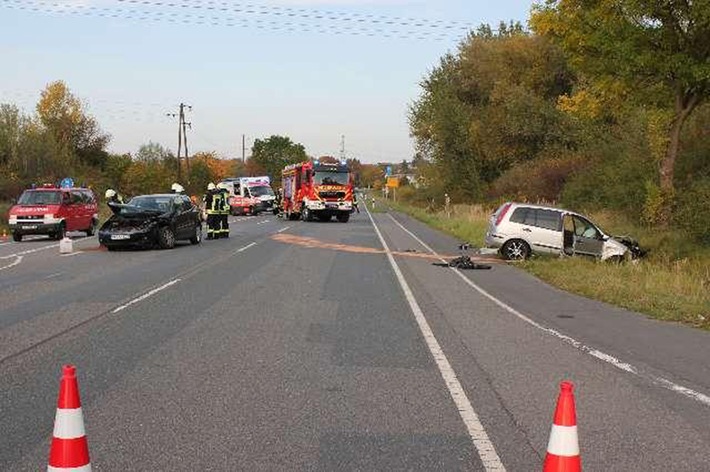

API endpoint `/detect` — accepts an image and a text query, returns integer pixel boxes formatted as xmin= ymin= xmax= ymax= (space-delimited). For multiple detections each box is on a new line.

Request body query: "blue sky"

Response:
xmin=0 ymin=0 xmax=534 ymax=163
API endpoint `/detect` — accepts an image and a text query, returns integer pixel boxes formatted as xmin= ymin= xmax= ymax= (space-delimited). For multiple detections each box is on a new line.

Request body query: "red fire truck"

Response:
xmin=281 ymin=160 xmax=353 ymax=222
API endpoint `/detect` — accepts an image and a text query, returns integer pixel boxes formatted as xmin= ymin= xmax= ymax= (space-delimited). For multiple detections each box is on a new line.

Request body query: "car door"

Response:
xmin=172 ymin=197 xmax=190 ymax=239
xmin=61 ymin=191 xmax=78 ymax=231
xmin=520 ymin=208 xmax=563 ymax=254
xmin=182 ymin=196 xmax=198 ymax=232
xmin=73 ymin=190 xmax=90 ymax=229
xmin=571 ymin=215 xmax=604 ymax=257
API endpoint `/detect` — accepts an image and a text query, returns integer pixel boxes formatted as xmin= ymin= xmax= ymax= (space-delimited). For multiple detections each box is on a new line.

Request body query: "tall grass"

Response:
xmin=0 ymin=202 xmax=10 ymax=235
xmin=384 ymin=198 xmax=710 ymax=330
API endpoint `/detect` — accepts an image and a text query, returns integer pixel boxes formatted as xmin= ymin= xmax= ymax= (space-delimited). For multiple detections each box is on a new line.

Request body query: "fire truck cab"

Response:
xmin=281 ymin=160 xmax=353 ymax=222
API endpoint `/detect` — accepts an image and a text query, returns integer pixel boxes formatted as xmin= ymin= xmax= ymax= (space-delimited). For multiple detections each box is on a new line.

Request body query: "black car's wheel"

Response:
xmin=86 ymin=219 xmax=98 ymax=236
xmin=190 ymin=224 xmax=202 ymax=245
xmin=501 ymin=239 xmax=530 ymax=260
xmin=106 ymin=245 xmax=116 ymax=252
xmin=53 ymin=223 xmax=66 ymax=240
xmin=336 ymin=213 xmax=350 ymax=223
xmin=12 ymin=232 xmax=22 ymax=242
xmin=157 ymin=226 xmax=176 ymax=249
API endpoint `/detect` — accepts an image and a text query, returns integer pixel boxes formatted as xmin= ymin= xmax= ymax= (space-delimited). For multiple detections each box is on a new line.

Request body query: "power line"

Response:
xmin=0 ymin=0 xmax=468 ymax=41
xmin=8 ymin=0 xmax=458 ymax=38
xmin=118 ymin=0 xmax=473 ymax=30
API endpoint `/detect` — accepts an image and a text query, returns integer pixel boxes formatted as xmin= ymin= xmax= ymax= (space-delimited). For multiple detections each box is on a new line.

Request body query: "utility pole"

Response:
xmin=181 ymin=108 xmax=191 ymax=181
xmin=340 ymin=134 xmax=346 ymax=162
xmin=242 ymin=134 xmax=246 ymax=163
xmin=167 ymin=103 xmax=192 ymax=184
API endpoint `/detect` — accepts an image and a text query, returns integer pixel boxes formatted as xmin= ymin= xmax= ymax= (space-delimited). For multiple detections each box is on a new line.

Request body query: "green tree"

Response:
xmin=187 ymin=160 xmax=215 ymax=196
xmin=409 ymin=26 xmax=574 ymax=201
xmin=531 ymin=1 xmax=710 ymax=223
xmin=36 ymin=80 xmax=110 ymax=168
xmin=103 ymin=153 xmax=132 ymax=190
xmin=251 ymin=135 xmax=307 ymax=182
xmin=136 ymin=141 xmax=173 ymax=163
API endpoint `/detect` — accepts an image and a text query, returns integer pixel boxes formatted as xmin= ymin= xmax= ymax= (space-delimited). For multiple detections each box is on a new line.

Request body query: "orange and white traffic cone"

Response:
xmin=48 ymin=365 xmax=91 ymax=471
xmin=543 ymin=381 xmax=581 ymax=472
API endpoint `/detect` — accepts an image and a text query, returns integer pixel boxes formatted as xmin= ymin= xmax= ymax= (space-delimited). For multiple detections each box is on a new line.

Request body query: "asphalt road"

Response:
xmin=0 ymin=209 xmax=708 ymax=471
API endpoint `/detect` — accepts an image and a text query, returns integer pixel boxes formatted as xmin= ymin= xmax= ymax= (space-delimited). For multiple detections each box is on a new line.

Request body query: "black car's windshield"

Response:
xmin=249 ymin=186 xmax=274 ymax=197
xmin=121 ymin=196 xmax=174 ymax=214
xmin=18 ymin=190 xmax=61 ymax=205
xmin=313 ymin=171 xmax=349 ymax=186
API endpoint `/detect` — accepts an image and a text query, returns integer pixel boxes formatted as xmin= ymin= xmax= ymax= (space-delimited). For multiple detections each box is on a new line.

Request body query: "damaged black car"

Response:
xmin=99 ymin=194 xmax=202 ymax=250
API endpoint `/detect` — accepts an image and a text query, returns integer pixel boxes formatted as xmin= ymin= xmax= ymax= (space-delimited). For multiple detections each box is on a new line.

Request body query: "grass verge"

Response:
xmin=382 ymin=198 xmax=710 ymax=330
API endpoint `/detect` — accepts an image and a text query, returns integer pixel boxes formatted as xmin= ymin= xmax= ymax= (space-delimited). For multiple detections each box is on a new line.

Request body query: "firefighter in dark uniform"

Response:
xmin=216 ymin=182 xmax=230 ymax=238
xmin=204 ymin=183 xmax=219 ymax=240
xmin=105 ymin=188 xmax=124 ymax=206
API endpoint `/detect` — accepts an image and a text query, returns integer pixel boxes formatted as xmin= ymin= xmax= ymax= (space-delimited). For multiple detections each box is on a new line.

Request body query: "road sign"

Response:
xmin=385 ymin=166 xmax=392 ymax=177
xmin=386 ymin=177 xmax=400 ymax=188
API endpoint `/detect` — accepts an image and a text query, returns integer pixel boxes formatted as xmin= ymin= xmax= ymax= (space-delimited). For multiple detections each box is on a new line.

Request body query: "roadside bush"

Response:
xmin=561 ymin=149 xmax=653 ymax=217
xmin=675 ymin=177 xmax=710 ymax=244
xmin=489 ymin=154 xmax=584 ymax=202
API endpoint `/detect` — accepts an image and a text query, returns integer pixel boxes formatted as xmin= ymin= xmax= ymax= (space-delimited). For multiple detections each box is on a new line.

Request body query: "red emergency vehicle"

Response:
xmin=8 ymin=183 xmax=98 ymax=241
xmin=281 ymin=160 xmax=353 ymax=222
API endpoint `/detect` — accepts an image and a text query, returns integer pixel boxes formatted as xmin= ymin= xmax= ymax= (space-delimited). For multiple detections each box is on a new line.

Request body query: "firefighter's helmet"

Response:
xmin=207 ymin=182 xmax=216 ymax=191
xmin=105 ymin=189 xmax=116 ymax=199
xmin=171 ymin=183 xmax=185 ymax=193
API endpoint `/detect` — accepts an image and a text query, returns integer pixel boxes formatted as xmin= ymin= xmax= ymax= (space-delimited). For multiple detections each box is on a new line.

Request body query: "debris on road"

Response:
xmin=434 ymin=255 xmax=492 ymax=270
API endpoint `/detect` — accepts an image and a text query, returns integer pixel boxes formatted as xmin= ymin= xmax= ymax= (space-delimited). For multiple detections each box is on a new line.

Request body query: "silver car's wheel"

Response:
xmin=502 ymin=239 xmax=530 ymax=260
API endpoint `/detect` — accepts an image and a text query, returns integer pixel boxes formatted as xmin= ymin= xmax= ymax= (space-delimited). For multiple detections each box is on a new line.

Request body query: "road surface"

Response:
xmin=1 ymin=209 xmax=709 ymax=470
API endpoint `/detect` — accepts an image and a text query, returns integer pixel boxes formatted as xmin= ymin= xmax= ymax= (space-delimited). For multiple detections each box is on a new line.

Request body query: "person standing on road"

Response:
xmin=105 ymin=188 xmax=124 ymax=206
xmin=352 ymin=191 xmax=360 ymax=214
xmin=217 ymin=182 xmax=230 ymax=239
xmin=274 ymin=187 xmax=283 ymax=217
xmin=204 ymin=183 xmax=219 ymax=240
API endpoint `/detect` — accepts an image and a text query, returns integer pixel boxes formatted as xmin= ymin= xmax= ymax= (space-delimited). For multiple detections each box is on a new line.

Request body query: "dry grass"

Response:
xmin=385 ymin=198 xmax=710 ymax=330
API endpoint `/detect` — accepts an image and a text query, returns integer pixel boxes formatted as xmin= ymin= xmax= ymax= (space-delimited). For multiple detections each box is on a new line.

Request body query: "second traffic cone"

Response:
xmin=48 ymin=365 xmax=92 ymax=472
xmin=543 ymin=381 xmax=581 ymax=472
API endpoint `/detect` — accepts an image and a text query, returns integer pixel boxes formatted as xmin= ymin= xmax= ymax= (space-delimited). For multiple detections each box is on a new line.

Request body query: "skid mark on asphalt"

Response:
xmin=387 ymin=213 xmax=710 ymax=408
xmin=270 ymin=233 xmax=502 ymax=263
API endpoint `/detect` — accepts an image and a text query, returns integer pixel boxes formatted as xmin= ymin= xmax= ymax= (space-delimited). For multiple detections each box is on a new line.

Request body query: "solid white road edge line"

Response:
xmin=0 ymin=255 xmax=22 ymax=272
xmin=112 ymin=279 xmax=182 ymax=314
xmin=387 ymin=213 xmax=710 ymax=408
xmin=367 ymin=208 xmax=506 ymax=471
